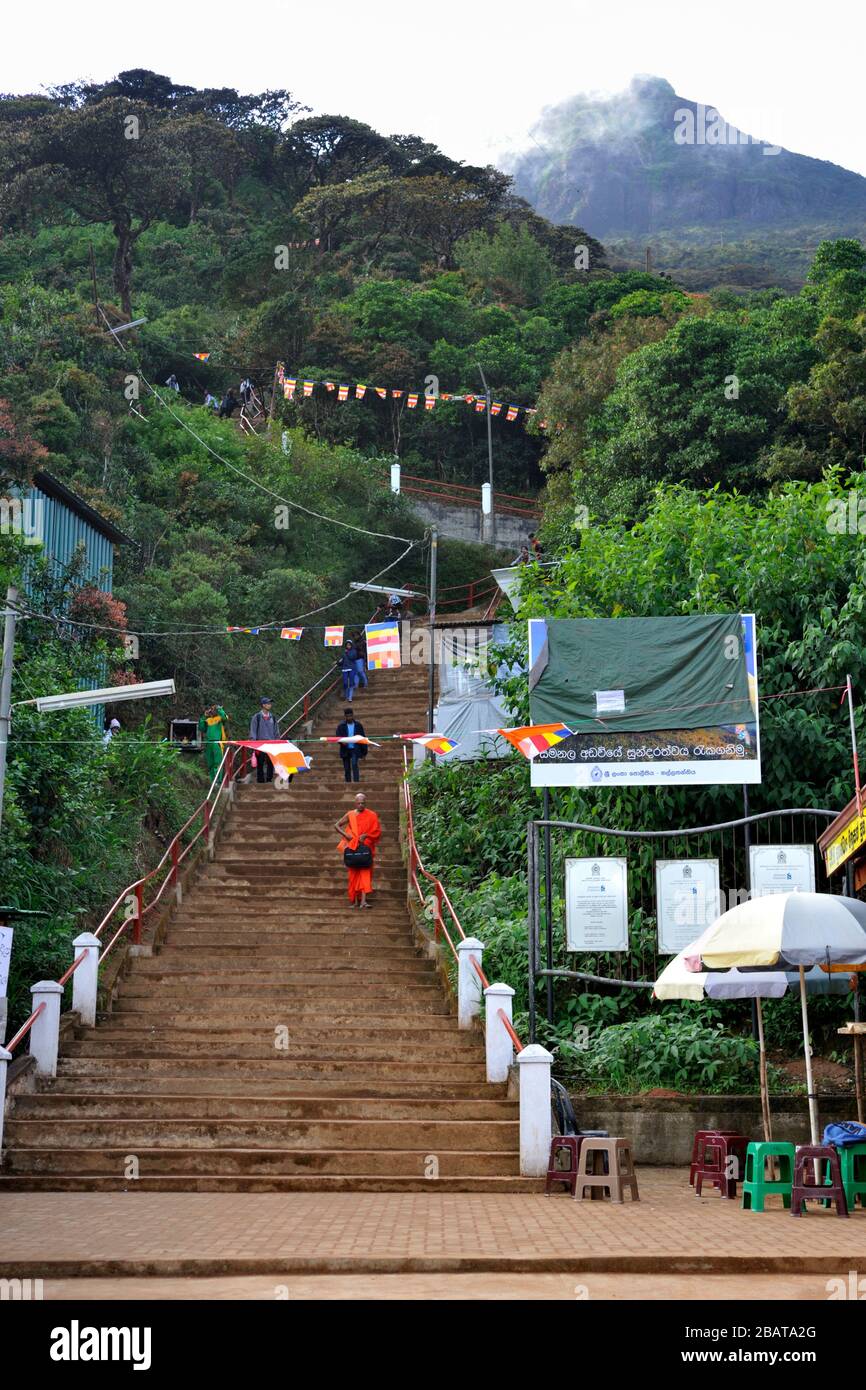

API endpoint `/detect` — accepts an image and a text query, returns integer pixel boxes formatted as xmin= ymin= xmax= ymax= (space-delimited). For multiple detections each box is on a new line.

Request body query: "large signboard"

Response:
xmin=749 ymin=845 xmax=815 ymax=897
xmin=565 ymin=858 xmax=629 ymax=951
xmin=655 ymin=859 xmax=721 ymax=955
xmin=528 ymin=614 xmax=760 ymax=788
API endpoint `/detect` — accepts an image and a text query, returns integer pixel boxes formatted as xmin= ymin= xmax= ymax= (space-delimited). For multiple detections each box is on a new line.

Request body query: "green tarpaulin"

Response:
xmin=529 ymin=615 xmax=752 ymax=733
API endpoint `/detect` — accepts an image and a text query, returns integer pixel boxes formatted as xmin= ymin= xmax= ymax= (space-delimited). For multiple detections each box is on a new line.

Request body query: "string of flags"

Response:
xmin=276 ymin=364 xmax=545 ymax=428
xmin=230 ymin=725 xmax=573 ymax=765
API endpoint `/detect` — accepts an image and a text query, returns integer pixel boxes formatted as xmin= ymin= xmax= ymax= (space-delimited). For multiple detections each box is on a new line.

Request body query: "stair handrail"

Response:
xmin=4 ymin=741 xmax=239 ymax=1057
xmin=401 ymin=746 xmax=524 ymax=1051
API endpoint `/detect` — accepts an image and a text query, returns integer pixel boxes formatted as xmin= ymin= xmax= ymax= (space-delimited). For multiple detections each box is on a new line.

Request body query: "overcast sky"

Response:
xmin=5 ymin=0 xmax=866 ymax=176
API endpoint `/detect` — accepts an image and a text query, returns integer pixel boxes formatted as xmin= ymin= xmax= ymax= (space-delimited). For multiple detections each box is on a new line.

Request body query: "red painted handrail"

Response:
xmin=6 ymin=1002 xmax=45 ymax=1054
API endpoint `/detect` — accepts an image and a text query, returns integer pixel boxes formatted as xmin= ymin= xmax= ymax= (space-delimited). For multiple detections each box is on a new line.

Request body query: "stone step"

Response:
xmin=115 ymin=989 xmax=447 ymax=1011
xmin=44 ymin=1075 xmax=501 ymax=1099
xmin=65 ymin=1035 xmax=480 ymax=1060
xmin=164 ymin=928 xmax=414 ymax=942
xmin=131 ymin=960 xmax=435 ymax=980
xmin=5 ymin=1116 xmax=516 ymax=1150
xmin=14 ymin=1093 xmax=516 ymax=1121
xmin=0 ymin=1174 xmax=541 ymax=1193
xmin=55 ymin=1057 xmax=488 ymax=1080
xmin=100 ymin=1011 xmax=457 ymax=1030
xmin=4 ymin=1147 xmax=518 ymax=1176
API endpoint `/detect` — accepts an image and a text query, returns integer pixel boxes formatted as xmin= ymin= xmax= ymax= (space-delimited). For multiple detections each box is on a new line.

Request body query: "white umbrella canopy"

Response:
xmin=683 ymin=893 xmax=866 ymax=1143
xmin=654 ymin=941 xmax=852 ymax=1140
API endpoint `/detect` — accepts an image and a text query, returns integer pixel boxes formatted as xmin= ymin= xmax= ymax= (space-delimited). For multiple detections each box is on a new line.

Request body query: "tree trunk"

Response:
xmin=112 ymin=215 xmax=134 ymax=322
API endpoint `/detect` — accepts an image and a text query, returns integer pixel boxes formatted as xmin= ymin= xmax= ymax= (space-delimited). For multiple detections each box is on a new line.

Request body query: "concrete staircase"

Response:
xmin=1 ymin=662 xmax=537 ymax=1190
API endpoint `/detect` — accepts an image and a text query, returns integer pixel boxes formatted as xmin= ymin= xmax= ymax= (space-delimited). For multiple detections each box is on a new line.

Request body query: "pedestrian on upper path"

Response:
xmin=249 ymin=696 xmax=280 ymax=784
xmin=335 ymin=792 xmax=382 ymax=909
xmin=199 ymin=702 xmax=229 ymax=780
xmin=339 ymin=640 xmax=359 ymax=702
xmin=335 ymin=708 xmax=367 ymax=784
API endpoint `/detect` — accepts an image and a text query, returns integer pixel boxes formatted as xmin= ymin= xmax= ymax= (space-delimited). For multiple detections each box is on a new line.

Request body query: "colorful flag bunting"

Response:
xmin=406 ymin=734 xmax=459 ymax=756
xmin=226 ymin=626 xmax=260 ymax=634
xmin=280 ymin=627 xmax=303 ymax=641
xmin=475 ymin=399 xmax=486 ymax=413
xmin=284 ymin=379 xmax=297 ymax=399
xmin=356 ymin=384 xmax=367 ymax=400
xmin=303 ymin=380 xmax=315 ymax=397
xmin=321 ymin=735 xmax=381 ymax=747
xmin=407 ymin=393 xmax=418 ymax=409
xmin=325 ymin=381 xmax=336 ymax=391
xmin=424 ymin=395 xmax=436 ymax=410
xmin=464 ymin=394 xmax=476 ymax=404
xmin=392 ymin=389 xmax=403 ymax=399
xmin=506 ymin=405 xmax=518 ymax=422
xmin=276 ymin=363 xmax=285 ymax=384
xmin=324 ymin=625 xmax=345 ymax=647
xmin=491 ymin=402 xmax=502 ymax=415
xmin=233 ymin=739 xmax=310 ymax=777
xmin=497 ymin=723 xmax=573 ymax=759
xmin=365 ymin=620 xmax=401 ymax=670
xmin=375 ymin=387 xmax=387 ymax=399
xmin=338 ymin=384 xmax=349 ymax=401
xmin=192 ymin=352 xmax=210 ymax=361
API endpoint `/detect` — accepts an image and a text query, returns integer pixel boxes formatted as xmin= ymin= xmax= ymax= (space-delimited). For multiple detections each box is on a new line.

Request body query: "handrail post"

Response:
xmin=29 ymin=982 xmax=63 ymax=1077
xmin=456 ymin=938 xmax=484 ymax=1030
xmin=133 ymin=882 xmax=143 ymax=945
xmin=0 ymin=1046 xmax=11 ymax=1152
xmin=483 ymin=982 xmax=515 ymax=1083
xmin=468 ymin=581 xmax=475 ymax=608
xmin=71 ymin=933 xmax=101 ymax=1027
xmin=303 ymin=694 xmax=310 ymax=722
xmin=516 ymin=1043 xmax=554 ymax=1176
xmin=433 ymin=882 xmax=443 ymax=942
xmin=172 ymin=839 xmax=182 ymax=906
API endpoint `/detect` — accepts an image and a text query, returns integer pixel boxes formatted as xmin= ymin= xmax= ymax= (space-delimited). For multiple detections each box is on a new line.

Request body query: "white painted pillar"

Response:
xmin=0 ymin=1046 xmax=10 ymax=1153
xmin=71 ymin=933 xmax=101 ymax=1028
xmin=29 ymin=981 xmax=63 ymax=1077
xmin=483 ymin=982 xmax=515 ymax=1083
xmin=456 ymin=937 xmax=484 ymax=1030
xmin=517 ymin=1043 xmax=554 ymax=1176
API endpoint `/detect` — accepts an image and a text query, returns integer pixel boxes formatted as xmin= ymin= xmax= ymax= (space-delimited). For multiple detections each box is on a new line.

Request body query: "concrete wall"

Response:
xmin=407 ymin=497 xmax=530 ymax=552
xmin=569 ymin=1093 xmax=862 ymax=1165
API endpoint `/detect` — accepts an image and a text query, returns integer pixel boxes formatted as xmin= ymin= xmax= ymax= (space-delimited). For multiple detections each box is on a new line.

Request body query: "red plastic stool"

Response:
xmin=689 ymin=1131 xmax=745 ymax=1187
xmin=545 ymin=1137 xmax=582 ymax=1195
xmin=694 ymin=1133 xmax=749 ymax=1199
xmin=791 ymin=1144 xmax=848 ymax=1218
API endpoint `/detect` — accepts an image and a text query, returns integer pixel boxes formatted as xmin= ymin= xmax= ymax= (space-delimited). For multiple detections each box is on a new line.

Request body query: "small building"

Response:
xmin=21 ymin=470 xmax=129 ymax=596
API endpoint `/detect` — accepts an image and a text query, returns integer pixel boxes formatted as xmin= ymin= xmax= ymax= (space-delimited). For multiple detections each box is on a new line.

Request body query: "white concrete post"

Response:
xmin=456 ymin=938 xmax=484 ymax=1030
xmin=29 ymin=980 xmax=63 ymax=1077
xmin=0 ymin=1046 xmax=11 ymax=1153
xmin=71 ymin=933 xmax=101 ymax=1028
xmin=517 ymin=1043 xmax=554 ymax=1176
xmin=483 ymin=982 xmax=515 ymax=1083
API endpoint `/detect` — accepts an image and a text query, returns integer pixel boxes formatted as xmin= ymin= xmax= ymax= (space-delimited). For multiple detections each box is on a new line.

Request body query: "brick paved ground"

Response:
xmin=1 ymin=1170 xmax=864 ymax=1282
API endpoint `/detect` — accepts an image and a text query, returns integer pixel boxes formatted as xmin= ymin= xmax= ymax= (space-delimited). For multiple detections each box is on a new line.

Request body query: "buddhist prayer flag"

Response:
xmin=280 ymin=627 xmax=303 ymax=641
xmin=338 ymin=384 xmax=349 ymax=401
xmin=406 ymin=393 xmax=418 ymax=408
xmin=227 ymin=626 xmax=260 ymax=634
xmin=325 ymin=381 xmax=336 ymax=391
xmin=365 ymin=620 xmax=401 ymax=670
xmin=375 ymin=387 xmax=387 ymax=399
xmin=321 ymin=735 xmax=381 ymax=747
xmin=356 ymin=384 xmax=367 ymax=400
xmin=284 ymin=379 xmax=297 ymax=399
xmin=491 ymin=402 xmax=502 ymax=415
xmin=303 ymin=380 xmax=315 ymax=397
xmin=506 ymin=405 xmax=518 ymax=422
xmin=424 ymin=396 xmax=436 ymax=410
xmin=324 ymin=625 xmax=345 ymax=647
xmin=392 ymin=389 xmax=403 ymax=399
xmin=192 ymin=352 xmax=210 ymax=361
xmin=464 ymin=395 xmax=476 ymax=404
xmin=233 ymin=739 xmax=310 ymax=777
xmin=406 ymin=734 xmax=459 ymax=756
xmin=498 ymin=723 xmax=573 ymax=759
xmin=276 ymin=363 xmax=285 ymax=384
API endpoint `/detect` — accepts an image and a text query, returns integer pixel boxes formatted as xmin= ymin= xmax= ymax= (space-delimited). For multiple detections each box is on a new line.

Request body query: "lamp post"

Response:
xmin=477 ymin=364 xmax=495 ymax=548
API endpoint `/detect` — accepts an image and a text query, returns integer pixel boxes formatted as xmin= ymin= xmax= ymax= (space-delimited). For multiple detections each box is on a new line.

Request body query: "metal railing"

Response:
xmin=401 ymin=745 xmax=524 ymax=1050
xmin=5 ymin=741 xmax=239 ymax=1057
xmin=393 ymin=471 xmax=540 ymax=520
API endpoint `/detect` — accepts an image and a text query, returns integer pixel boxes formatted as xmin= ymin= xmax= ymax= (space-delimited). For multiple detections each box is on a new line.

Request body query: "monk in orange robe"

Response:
xmin=336 ymin=793 xmax=382 ymax=908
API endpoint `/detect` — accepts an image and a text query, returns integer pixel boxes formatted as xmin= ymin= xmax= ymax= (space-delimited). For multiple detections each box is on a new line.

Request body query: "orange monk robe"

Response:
xmin=337 ymin=808 xmax=382 ymax=901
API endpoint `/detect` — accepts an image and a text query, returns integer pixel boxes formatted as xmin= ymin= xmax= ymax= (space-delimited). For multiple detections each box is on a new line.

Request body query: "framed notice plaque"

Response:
xmin=656 ymin=859 xmax=721 ymax=955
xmin=749 ymin=845 xmax=815 ymax=897
xmin=565 ymin=858 xmax=629 ymax=952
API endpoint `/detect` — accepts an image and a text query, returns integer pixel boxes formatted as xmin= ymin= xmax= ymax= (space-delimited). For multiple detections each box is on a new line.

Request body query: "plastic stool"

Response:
xmin=689 ymin=1130 xmax=744 ymax=1187
xmin=544 ymin=1131 xmax=609 ymax=1197
xmin=575 ymin=1137 xmax=639 ymax=1203
xmin=828 ymin=1142 xmax=866 ymax=1210
xmin=741 ymin=1141 xmax=795 ymax=1211
xmin=694 ymin=1133 xmax=749 ymax=1199
xmin=792 ymin=1144 xmax=848 ymax=1218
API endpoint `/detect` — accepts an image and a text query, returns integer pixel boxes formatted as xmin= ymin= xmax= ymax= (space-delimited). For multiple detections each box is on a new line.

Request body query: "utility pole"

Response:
xmin=427 ymin=528 xmax=438 ymax=744
xmin=477 ymin=364 xmax=496 ymax=549
xmin=0 ymin=585 xmax=19 ymax=833
xmin=89 ymin=243 xmax=100 ymax=326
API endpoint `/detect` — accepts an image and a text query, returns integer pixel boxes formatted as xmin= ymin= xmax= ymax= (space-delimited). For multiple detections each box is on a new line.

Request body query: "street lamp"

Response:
xmin=21 ymin=679 xmax=176 ymax=715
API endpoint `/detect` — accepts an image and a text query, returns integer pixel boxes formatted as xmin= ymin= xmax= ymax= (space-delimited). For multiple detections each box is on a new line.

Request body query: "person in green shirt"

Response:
xmin=199 ymin=703 xmax=229 ymax=779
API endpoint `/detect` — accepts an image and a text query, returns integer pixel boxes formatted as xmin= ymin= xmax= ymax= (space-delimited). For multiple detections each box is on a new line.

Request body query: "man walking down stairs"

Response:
xmin=1 ymin=662 xmax=539 ymax=1191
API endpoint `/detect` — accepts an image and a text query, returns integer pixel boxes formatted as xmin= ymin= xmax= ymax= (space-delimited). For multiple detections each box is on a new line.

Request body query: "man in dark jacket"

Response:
xmin=250 ymin=697 xmax=280 ymax=783
xmin=336 ymin=708 xmax=367 ymax=783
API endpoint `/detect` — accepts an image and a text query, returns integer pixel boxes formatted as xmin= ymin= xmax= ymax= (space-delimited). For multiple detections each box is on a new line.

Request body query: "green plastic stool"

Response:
xmin=742 ymin=1141 xmax=795 ymax=1211
xmin=825 ymin=1143 xmax=866 ymax=1210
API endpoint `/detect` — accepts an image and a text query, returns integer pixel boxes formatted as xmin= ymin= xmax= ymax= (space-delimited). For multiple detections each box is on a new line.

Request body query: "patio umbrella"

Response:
xmin=686 ymin=893 xmax=866 ymax=1143
xmin=655 ymin=942 xmax=852 ymax=1141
